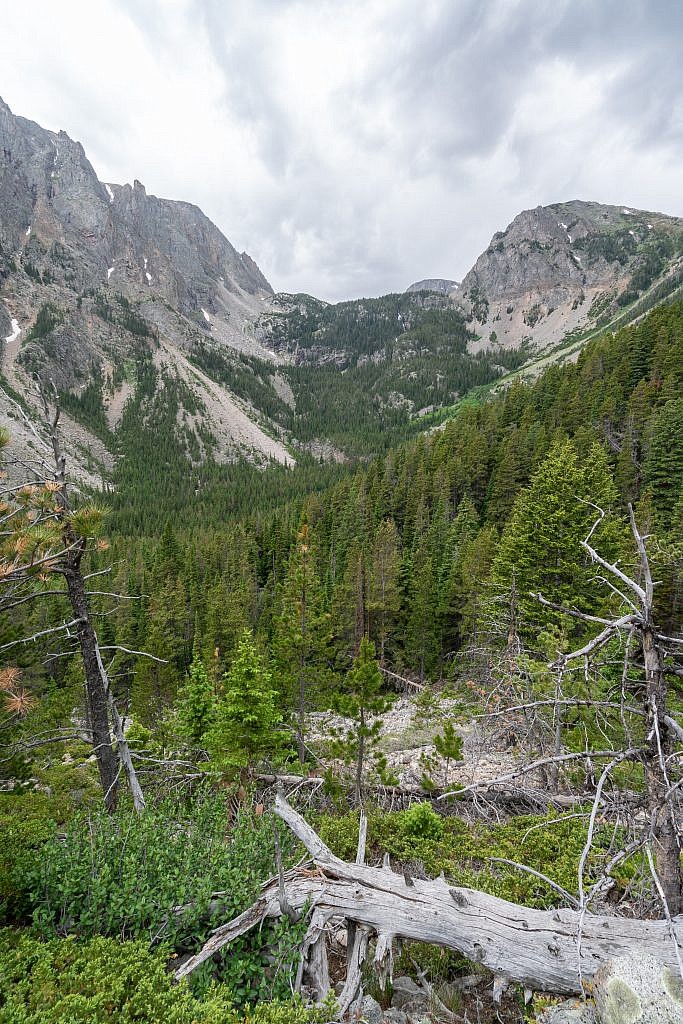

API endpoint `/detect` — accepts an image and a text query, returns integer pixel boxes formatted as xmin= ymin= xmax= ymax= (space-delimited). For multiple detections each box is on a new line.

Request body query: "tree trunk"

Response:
xmin=176 ymin=795 xmax=683 ymax=997
xmin=63 ymin=557 xmax=120 ymax=812
xmin=642 ymin=623 xmax=683 ymax=914
xmin=355 ymin=708 xmax=365 ymax=806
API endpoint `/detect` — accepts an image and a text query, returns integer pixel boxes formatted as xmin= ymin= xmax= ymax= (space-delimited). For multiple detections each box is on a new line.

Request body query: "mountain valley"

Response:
xmin=2 ymin=96 xmax=681 ymax=506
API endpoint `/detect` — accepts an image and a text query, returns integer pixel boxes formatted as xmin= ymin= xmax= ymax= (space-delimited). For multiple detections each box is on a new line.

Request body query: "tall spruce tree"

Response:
xmin=272 ymin=519 xmax=331 ymax=763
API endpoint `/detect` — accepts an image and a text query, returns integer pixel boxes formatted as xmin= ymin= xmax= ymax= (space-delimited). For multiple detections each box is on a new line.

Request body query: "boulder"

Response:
xmin=536 ymin=999 xmax=598 ymax=1023
xmin=593 ymin=954 xmax=683 ymax=1023
xmin=354 ymin=994 xmax=382 ymax=1024
xmin=391 ymin=977 xmax=425 ymax=1012
xmin=382 ymin=1011 xmax=408 ymax=1024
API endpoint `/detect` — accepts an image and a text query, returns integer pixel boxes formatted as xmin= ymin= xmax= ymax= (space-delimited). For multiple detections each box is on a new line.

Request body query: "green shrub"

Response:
xmin=24 ymin=795 xmax=303 ymax=1004
xmin=317 ymin=804 xmax=619 ymax=908
xmin=397 ymin=802 xmax=444 ymax=840
xmin=0 ymin=929 xmax=334 ymax=1023
xmin=0 ymin=792 xmax=74 ymax=924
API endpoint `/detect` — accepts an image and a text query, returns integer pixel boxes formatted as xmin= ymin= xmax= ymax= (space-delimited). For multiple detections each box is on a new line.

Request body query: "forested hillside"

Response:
xmin=1 ymin=301 xmax=682 ymax=1022
xmin=103 ymin=301 xmax=683 ymax=704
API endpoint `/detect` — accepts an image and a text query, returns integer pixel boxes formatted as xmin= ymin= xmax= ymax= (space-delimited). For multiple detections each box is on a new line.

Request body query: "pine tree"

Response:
xmin=175 ymin=652 xmax=214 ymax=744
xmin=367 ymin=518 xmax=402 ymax=665
xmin=205 ymin=629 xmax=282 ymax=772
xmin=490 ymin=439 xmax=622 ymax=642
xmin=433 ymin=720 xmax=463 ymax=787
xmin=272 ymin=519 xmax=331 ymax=763
xmin=644 ymin=398 xmax=683 ymax=525
xmin=331 ymin=636 xmax=389 ymax=804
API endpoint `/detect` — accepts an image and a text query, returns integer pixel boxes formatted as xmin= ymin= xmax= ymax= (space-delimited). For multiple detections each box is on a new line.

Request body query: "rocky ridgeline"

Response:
xmin=409 ymin=200 xmax=683 ymax=356
xmin=0 ymin=95 xmax=294 ymax=476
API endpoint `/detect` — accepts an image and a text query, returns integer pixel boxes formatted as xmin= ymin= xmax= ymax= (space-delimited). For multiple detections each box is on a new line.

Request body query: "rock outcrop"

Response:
xmin=405 ymin=278 xmax=459 ymax=294
xmin=0 ymin=95 xmax=292 ymax=477
xmin=446 ymin=200 xmax=682 ymax=354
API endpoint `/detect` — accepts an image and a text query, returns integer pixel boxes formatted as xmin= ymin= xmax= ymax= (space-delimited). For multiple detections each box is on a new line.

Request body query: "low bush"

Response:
xmin=23 ymin=794 xmax=304 ymax=1004
xmin=316 ymin=804 xmax=617 ymax=907
xmin=0 ymin=929 xmax=335 ymax=1024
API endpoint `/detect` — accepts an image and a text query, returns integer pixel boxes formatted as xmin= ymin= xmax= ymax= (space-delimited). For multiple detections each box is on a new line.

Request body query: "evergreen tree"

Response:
xmin=367 ymin=519 xmax=402 ymax=665
xmin=331 ymin=636 xmax=389 ymax=804
xmin=205 ymin=630 xmax=282 ymax=772
xmin=175 ymin=652 xmax=214 ymax=745
xmin=644 ymin=398 xmax=683 ymax=525
xmin=272 ymin=519 xmax=331 ymax=763
xmin=490 ymin=439 xmax=622 ymax=643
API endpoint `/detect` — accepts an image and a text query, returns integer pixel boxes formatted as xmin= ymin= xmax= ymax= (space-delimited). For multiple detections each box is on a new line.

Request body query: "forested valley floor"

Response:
xmin=1 ymin=302 xmax=682 ymax=1023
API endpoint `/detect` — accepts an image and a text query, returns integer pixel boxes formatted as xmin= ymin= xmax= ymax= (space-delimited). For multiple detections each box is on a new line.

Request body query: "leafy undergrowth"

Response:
xmin=5 ymin=794 xmax=306 ymax=1006
xmin=317 ymin=801 xmax=623 ymax=907
xmin=0 ymin=929 xmax=336 ymax=1024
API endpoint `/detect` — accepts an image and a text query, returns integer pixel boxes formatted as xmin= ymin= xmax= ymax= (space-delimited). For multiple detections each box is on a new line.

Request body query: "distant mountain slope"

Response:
xmin=405 ymin=278 xmax=459 ymax=294
xmin=450 ymin=200 xmax=683 ymax=355
xmin=0 ymin=96 xmax=290 ymax=481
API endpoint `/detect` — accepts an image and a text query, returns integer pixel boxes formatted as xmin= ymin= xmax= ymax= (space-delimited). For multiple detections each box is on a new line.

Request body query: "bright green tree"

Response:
xmin=490 ymin=439 xmax=622 ymax=642
xmin=175 ymin=652 xmax=214 ymax=745
xmin=205 ymin=630 xmax=282 ymax=772
xmin=330 ymin=636 xmax=389 ymax=804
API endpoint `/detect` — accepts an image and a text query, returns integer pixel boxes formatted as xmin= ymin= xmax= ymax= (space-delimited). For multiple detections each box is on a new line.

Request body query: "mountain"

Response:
xmin=0 ymin=96 xmax=290 ymax=483
xmin=2 ymin=96 xmax=682 ymax=495
xmin=449 ymin=200 xmax=683 ymax=356
xmin=405 ymin=278 xmax=459 ymax=294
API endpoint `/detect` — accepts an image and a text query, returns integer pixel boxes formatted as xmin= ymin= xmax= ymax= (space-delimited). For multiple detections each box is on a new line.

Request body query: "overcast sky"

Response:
xmin=1 ymin=1 xmax=681 ymax=301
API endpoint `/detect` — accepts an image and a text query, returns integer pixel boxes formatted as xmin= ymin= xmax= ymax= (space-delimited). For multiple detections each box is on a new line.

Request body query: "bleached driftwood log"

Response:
xmin=175 ymin=794 xmax=683 ymax=1000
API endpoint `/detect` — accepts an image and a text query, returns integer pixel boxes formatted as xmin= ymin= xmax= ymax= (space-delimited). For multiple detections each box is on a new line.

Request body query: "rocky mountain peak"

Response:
xmin=405 ymin=278 xmax=459 ymax=294
xmin=452 ymin=199 xmax=683 ymax=353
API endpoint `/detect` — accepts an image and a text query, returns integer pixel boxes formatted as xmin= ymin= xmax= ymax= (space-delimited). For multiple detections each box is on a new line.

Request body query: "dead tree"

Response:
xmin=0 ymin=388 xmax=145 ymax=812
xmin=550 ymin=504 xmax=683 ymax=915
xmin=176 ymin=793 xmax=683 ymax=1003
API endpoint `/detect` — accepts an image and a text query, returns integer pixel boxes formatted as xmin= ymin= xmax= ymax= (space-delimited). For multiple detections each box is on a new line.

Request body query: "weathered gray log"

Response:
xmin=175 ymin=794 xmax=683 ymax=996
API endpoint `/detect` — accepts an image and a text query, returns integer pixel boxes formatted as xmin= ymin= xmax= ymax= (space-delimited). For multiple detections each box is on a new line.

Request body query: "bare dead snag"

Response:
xmin=555 ymin=504 xmax=683 ymax=915
xmin=175 ymin=795 xmax=683 ymax=998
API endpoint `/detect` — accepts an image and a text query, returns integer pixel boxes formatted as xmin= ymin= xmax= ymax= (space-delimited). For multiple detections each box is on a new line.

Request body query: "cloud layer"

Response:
xmin=1 ymin=0 xmax=681 ymax=300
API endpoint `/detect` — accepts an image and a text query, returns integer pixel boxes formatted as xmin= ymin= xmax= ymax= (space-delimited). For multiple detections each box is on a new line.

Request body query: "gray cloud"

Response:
xmin=1 ymin=0 xmax=681 ymax=300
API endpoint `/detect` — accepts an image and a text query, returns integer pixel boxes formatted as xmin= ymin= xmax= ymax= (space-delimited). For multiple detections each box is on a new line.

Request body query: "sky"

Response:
xmin=1 ymin=0 xmax=681 ymax=302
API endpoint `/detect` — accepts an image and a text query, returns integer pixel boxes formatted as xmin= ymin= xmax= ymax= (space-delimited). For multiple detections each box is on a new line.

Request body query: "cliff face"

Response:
xmin=451 ymin=200 xmax=683 ymax=353
xmin=0 ymin=96 xmax=291 ymax=481
xmin=405 ymin=278 xmax=459 ymax=294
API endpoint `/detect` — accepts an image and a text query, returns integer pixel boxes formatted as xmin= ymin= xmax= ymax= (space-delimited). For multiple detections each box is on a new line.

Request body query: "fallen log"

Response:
xmin=255 ymin=771 xmax=589 ymax=811
xmin=175 ymin=794 xmax=683 ymax=1000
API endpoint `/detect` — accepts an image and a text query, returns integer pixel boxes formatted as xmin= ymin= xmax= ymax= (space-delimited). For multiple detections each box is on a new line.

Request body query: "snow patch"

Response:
xmin=201 ymin=308 xmax=211 ymax=324
xmin=107 ymin=267 xmax=114 ymax=280
xmin=629 ymin=230 xmax=636 ymax=238
xmin=146 ymin=272 xmax=152 ymax=284
xmin=622 ymin=208 xmax=632 ymax=215
xmin=25 ymin=225 xmax=31 ymax=237
xmin=4 ymin=319 xmax=21 ymax=344
xmin=648 ymin=223 xmax=653 ymax=230
xmin=559 ymin=222 xmax=568 ymax=230
xmin=105 ymin=184 xmax=114 ymax=203
xmin=567 ymin=234 xmax=572 ymax=244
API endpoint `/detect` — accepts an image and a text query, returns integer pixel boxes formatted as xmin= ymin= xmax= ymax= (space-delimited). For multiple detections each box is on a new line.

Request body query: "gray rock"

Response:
xmin=405 ymin=279 xmax=459 ymax=295
xmin=391 ymin=977 xmax=425 ymax=1011
xmin=536 ymin=999 xmax=598 ymax=1024
xmin=593 ymin=954 xmax=683 ymax=1023
xmin=382 ymin=1010 xmax=407 ymax=1024
xmin=357 ymin=994 xmax=383 ymax=1024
